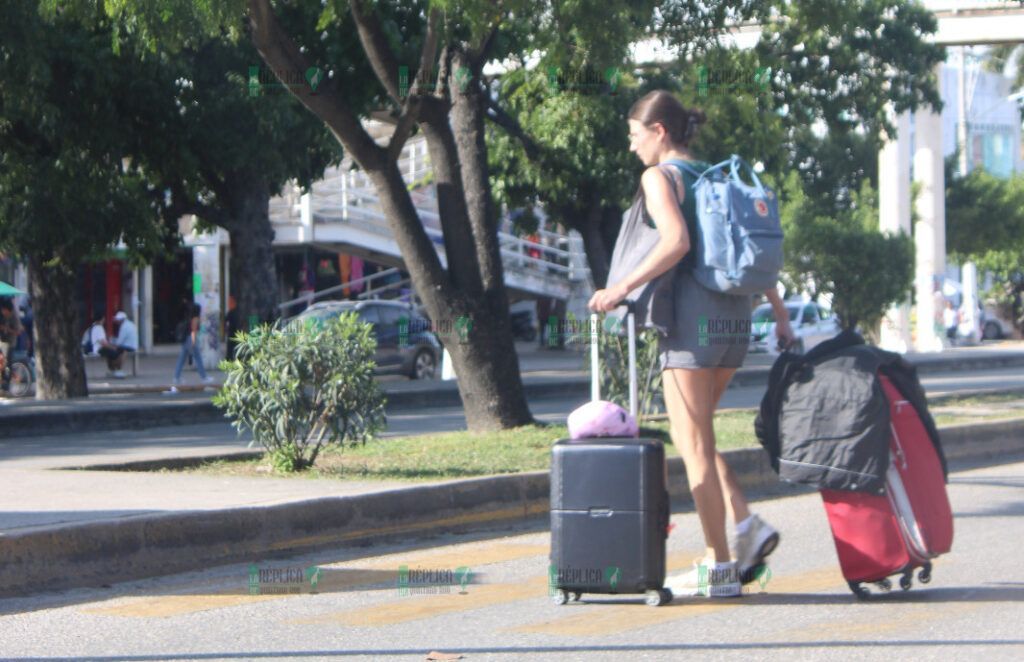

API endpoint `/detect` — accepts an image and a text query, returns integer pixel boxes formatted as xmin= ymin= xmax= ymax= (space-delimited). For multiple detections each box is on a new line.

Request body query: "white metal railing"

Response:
xmin=276 ymin=267 xmax=402 ymax=312
xmin=268 ymin=132 xmax=589 ymax=305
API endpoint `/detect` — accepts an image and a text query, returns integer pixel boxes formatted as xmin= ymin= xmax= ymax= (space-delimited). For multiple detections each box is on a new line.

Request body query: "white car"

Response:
xmin=750 ymin=301 xmax=840 ymax=355
xmin=981 ymin=304 xmax=1015 ymax=340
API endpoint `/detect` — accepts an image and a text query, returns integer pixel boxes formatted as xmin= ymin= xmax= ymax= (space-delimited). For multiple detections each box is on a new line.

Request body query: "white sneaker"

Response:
xmin=734 ymin=514 xmax=780 ymax=584
xmin=112 ymin=370 xmax=126 ymax=379
xmin=665 ymin=558 xmax=741 ymax=599
xmin=162 ymin=386 xmax=179 ymax=395
xmin=201 ymin=376 xmax=215 ymax=384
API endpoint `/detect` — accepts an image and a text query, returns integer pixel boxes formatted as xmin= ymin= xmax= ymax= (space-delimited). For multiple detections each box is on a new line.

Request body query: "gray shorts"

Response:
xmin=658 ymin=269 xmax=753 ymax=370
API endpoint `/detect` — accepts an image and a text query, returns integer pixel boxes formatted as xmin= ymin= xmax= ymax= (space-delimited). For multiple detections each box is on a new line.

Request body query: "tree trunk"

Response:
xmin=580 ymin=203 xmax=613 ymax=289
xmin=445 ymin=50 xmax=533 ymax=428
xmin=368 ymin=158 xmax=535 ymax=430
xmin=246 ymin=1 xmax=534 ymax=430
xmin=224 ymin=178 xmax=277 ymax=331
xmin=28 ymin=256 xmax=87 ymax=399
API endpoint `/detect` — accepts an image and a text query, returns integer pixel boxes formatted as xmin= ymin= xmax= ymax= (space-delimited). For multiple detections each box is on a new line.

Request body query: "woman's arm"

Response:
xmin=588 ymin=166 xmax=690 ymax=312
xmin=766 ymin=287 xmax=796 ymax=350
xmin=190 ymin=316 xmax=200 ymax=343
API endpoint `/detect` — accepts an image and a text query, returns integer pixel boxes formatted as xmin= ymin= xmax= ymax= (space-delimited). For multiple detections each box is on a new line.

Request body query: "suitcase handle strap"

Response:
xmin=589 ymin=300 xmax=638 ymax=417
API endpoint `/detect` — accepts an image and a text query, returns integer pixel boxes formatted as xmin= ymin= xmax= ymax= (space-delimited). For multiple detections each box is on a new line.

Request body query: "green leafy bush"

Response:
xmin=781 ymin=175 xmax=915 ymax=335
xmin=214 ymin=314 xmax=386 ymax=472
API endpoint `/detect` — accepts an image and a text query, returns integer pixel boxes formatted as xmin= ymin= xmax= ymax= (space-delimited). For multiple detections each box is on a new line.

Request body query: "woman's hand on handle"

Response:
xmin=774 ymin=315 xmax=797 ymax=351
xmin=588 ymin=283 xmax=629 ymax=313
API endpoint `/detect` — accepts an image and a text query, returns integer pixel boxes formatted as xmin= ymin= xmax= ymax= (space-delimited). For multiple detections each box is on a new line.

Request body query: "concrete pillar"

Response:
xmin=142 ymin=266 xmax=154 ymax=353
xmin=878 ymin=108 xmax=913 ymax=353
xmin=961 ymin=262 xmax=980 ymax=343
xmin=192 ymin=243 xmax=223 ymax=372
xmin=912 ymin=104 xmax=947 ymax=353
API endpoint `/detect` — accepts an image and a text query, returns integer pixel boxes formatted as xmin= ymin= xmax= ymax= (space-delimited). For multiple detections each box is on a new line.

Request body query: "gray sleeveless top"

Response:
xmin=606 ymin=161 xmax=706 ymax=335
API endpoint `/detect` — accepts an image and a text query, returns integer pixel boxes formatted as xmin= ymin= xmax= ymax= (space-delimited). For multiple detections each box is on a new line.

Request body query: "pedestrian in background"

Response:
xmin=944 ymin=300 xmax=959 ymax=346
xmin=167 ymin=303 xmax=213 ymax=393
xmin=81 ymin=311 xmax=107 ymax=357
xmin=0 ymin=298 xmax=23 ymax=392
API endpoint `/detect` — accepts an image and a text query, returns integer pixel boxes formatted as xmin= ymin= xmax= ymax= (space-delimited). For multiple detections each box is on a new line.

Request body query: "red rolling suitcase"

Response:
xmin=821 ymin=374 xmax=954 ymax=598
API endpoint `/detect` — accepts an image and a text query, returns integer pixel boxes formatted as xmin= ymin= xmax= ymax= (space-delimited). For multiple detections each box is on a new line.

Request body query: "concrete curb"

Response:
xmin=2 ymin=417 xmax=1022 ymax=598
xmin=0 ymin=400 xmax=224 ymax=440
xmin=5 ymin=351 xmax=1024 ymax=439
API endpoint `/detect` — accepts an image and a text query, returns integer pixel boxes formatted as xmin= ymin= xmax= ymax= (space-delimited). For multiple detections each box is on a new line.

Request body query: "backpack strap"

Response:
xmin=654 ymin=162 xmax=686 ymax=204
xmin=665 ymin=159 xmax=704 ymax=180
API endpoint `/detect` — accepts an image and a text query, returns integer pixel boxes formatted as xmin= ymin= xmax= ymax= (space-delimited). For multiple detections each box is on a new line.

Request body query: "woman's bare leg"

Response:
xmin=711 ymin=367 xmax=752 ymax=526
xmin=663 ymin=367 xmax=730 ymax=563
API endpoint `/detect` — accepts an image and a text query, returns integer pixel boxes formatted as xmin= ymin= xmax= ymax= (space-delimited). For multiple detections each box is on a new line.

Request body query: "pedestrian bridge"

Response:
xmin=267 ymin=131 xmax=588 ymax=305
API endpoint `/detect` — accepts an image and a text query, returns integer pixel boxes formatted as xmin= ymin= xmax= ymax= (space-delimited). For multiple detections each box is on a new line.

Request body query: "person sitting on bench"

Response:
xmin=98 ymin=311 xmax=138 ymax=378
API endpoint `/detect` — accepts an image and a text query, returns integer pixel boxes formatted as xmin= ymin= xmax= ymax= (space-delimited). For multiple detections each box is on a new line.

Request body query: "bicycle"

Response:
xmin=0 ymin=348 xmax=34 ymax=398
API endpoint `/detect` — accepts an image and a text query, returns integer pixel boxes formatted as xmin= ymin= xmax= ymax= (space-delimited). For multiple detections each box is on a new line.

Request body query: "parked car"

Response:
xmin=981 ymin=304 xmax=1015 ymax=340
xmin=750 ymin=300 xmax=840 ymax=355
xmin=289 ymin=300 xmax=441 ymax=379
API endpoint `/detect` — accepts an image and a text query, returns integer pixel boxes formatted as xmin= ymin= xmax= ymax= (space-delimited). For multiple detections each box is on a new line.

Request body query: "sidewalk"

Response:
xmin=3 ymin=339 xmax=1024 ymax=440
xmin=15 ymin=337 xmax=1024 ymax=397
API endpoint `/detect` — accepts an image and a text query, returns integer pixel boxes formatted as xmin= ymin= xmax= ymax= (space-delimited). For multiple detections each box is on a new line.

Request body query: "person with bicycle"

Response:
xmin=1 ymin=298 xmax=24 ymax=393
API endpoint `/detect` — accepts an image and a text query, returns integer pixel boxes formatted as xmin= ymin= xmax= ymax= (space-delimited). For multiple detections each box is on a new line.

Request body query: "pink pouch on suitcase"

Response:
xmin=567 ymin=400 xmax=639 ymax=440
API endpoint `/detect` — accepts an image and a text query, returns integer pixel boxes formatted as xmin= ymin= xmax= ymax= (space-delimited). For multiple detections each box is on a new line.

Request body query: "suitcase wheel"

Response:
xmin=645 ymin=589 xmax=672 ymax=607
xmin=568 ymin=591 xmax=582 ymax=602
xmin=918 ymin=563 xmax=932 ymax=584
xmin=899 ymin=572 xmax=913 ymax=591
xmin=848 ymin=581 xmax=870 ymax=600
xmin=551 ymin=589 xmax=569 ymax=605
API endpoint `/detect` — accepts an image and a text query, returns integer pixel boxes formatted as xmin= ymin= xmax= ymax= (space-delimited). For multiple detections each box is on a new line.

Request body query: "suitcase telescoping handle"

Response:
xmin=589 ymin=300 xmax=638 ymax=418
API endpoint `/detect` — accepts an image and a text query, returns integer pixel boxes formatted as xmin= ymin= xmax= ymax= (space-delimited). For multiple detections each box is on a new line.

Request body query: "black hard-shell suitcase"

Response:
xmin=549 ymin=304 xmax=672 ymax=607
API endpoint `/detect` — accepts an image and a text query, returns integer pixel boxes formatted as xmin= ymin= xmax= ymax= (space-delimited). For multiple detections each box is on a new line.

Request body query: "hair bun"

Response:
xmin=683 ymin=109 xmax=706 ymax=142
xmin=628 ymin=89 xmax=706 ymax=147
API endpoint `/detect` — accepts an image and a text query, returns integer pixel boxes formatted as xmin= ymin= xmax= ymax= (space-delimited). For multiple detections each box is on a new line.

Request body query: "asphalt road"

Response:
xmin=1 ymin=458 xmax=1022 ymax=661
xmin=3 ymin=364 xmax=1024 ymax=470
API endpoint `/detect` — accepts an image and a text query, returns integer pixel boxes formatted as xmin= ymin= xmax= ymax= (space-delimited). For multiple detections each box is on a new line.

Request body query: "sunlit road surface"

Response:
xmin=2 ymin=459 xmax=1022 ymax=661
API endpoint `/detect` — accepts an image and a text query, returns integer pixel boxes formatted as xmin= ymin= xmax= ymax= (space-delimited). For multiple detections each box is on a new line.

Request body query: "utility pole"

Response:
xmin=958 ymin=46 xmax=969 ymax=176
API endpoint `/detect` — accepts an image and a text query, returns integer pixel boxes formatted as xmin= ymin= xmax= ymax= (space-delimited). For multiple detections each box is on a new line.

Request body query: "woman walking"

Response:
xmin=169 ymin=302 xmax=214 ymax=393
xmin=588 ymin=90 xmax=794 ymax=599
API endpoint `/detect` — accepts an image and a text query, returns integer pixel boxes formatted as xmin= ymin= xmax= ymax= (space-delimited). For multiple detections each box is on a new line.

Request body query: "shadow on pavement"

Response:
xmin=9 ymin=639 xmax=1024 ymax=660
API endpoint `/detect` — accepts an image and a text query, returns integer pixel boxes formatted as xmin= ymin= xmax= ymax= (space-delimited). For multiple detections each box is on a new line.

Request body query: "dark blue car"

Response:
xmin=291 ymin=300 xmax=441 ymax=379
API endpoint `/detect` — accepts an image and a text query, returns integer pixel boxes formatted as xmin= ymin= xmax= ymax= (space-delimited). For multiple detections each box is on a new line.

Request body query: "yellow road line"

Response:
xmin=84 ymin=541 xmax=549 ymax=619
xmin=291 ymin=549 xmax=706 ymax=628
xmin=84 ymin=594 xmax=283 ymax=618
xmin=294 ymin=577 xmax=551 ymax=627
xmin=511 ymin=567 xmax=845 ymax=637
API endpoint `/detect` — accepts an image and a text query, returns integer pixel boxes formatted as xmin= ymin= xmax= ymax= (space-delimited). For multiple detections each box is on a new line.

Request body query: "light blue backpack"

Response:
xmin=673 ymin=155 xmax=784 ymax=296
